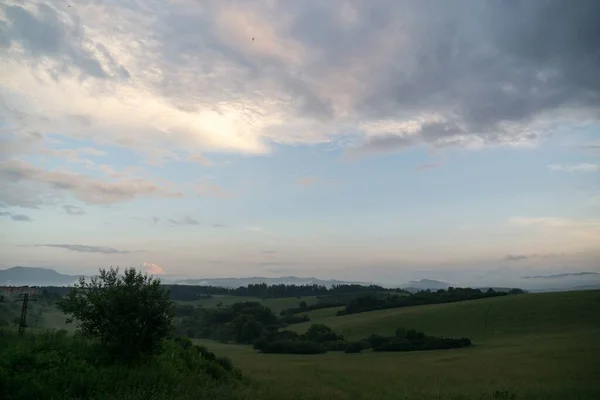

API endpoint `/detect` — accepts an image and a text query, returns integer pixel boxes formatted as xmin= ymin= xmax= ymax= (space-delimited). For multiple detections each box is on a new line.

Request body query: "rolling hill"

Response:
xmin=291 ymin=290 xmax=600 ymax=341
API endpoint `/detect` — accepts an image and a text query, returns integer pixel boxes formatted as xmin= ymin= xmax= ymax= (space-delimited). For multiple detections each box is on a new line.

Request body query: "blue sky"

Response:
xmin=1 ymin=0 xmax=599 ymax=285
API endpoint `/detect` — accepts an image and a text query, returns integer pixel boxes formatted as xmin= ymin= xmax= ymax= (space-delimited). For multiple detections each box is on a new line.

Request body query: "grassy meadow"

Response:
xmin=2 ymin=290 xmax=599 ymax=399
xmin=194 ymin=290 xmax=600 ymax=400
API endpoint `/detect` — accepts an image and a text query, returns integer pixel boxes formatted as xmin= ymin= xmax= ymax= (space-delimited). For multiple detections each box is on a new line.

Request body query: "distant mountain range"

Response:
xmin=522 ymin=272 xmax=599 ymax=279
xmin=0 ymin=267 xmax=364 ymax=288
xmin=2 ymin=266 xmax=599 ymax=293
xmin=175 ymin=276 xmax=364 ymax=288
xmin=0 ymin=266 xmax=81 ymax=286
xmin=401 ymin=279 xmax=450 ymax=292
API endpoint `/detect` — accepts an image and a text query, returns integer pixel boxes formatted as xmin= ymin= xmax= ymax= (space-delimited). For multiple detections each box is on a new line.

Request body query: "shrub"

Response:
xmin=0 ymin=330 xmax=243 ymax=400
xmin=344 ymin=342 xmax=364 ymax=353
xmin=57 ymin=267 xmax=173 ymax=362
xmin=256 ymin=340 xmax=326 ymax=355
xmin=303 ymin=324 xmax=344 ymax=343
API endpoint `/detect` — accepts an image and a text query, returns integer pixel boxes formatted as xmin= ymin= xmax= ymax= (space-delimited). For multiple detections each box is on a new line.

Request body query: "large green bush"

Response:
xmin=57 ymin=267 xmax=173 ymax=362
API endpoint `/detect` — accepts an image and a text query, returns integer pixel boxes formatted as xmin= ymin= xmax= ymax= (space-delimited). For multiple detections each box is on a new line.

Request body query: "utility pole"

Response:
xmin=15 ymin=291 xmax=37 ymax=335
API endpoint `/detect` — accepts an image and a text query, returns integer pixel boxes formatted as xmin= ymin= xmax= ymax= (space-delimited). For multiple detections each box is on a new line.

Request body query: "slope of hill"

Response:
xmin=291 ymin=290 xmax=600 ymax=341
xmin=0 ymin=267 xmax=80 ymax=286
xmin=195 ymin=289 xmax=600 ymax=400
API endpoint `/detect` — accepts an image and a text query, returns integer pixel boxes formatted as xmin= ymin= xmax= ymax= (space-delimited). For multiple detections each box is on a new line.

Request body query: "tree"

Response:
xmin=58 ymin=267 xmax=174 ymax=361
xmin=304 ymin=324 xmax=344 ymax=343
xmin=239 ymin=319 xmax=263 ymax=344
xmin=395 ymin=327 xmax=407 ymax=338
xmin=298 ymin=301 xmax=308 ymax=310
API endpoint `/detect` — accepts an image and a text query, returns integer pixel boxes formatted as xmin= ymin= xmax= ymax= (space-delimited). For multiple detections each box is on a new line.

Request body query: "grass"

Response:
xmin=5 ymin=290 xmax=600 ymax=399
xmin=176 ymin=295 xmax=319 ymax=313
xmin=193 ymin=290 xmax=600 ymax=400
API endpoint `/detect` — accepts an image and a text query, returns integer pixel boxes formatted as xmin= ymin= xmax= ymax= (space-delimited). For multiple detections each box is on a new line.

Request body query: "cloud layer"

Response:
xmin=34 ymin=244 xmax=132 ymax=254
xmin=1 ymin=0 xmax=599 ymax=162
xmin=0 ymin=159 xmax=181 ymax=207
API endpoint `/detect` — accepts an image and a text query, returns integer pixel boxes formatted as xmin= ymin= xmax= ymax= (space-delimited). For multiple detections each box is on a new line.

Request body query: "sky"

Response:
xmin=0 ymin=0 xmax=599 ymax=285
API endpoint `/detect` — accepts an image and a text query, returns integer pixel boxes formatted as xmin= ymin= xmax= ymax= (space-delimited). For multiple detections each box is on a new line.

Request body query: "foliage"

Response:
xmin=280 ymin=313 xmax=310 ymax=324
xmin=337 ymin=287 xmax=522 ymax=316
xmin=253 ymin=339 xmax=327 ymax=354
xmin=280 ymin=300 xmax=346 ymax=315
xmin=0 ymin=330 xmax=243 ymax=400
xmin=344 ymin=342 xmax=364 ymax=353
xmin=252 ymin=324 xmax=347 ymax=354
xmin=304 ymin=323 xmax=344 ymax=343
xmin=176 ymin=301 xmax=281 ymax=344
xmin=358 ymin=327 xmax=472 ymax=352
xmin=57 ymin=267 xmax=174 ymax=361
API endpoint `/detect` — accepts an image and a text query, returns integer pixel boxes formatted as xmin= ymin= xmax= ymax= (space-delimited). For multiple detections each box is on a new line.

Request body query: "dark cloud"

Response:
xmin=35 ymin=244 xmax=130 ymax=254
xmin=3 ymin=0 xmax=599 ymax=159
xmin=0 ymin=211 xmax=32 ymax=222
xmin=0 ymin=3 xmax=128 ymax=79
xmin=62 ymin=204 xmax=85 ymax=215
xmin=351 ymin=134 xmax=415 ymax=155
xmin=289 ymin=0 xmax=600 ymax=152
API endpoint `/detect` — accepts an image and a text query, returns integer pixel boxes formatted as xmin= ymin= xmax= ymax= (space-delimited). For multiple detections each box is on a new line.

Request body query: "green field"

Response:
xmin=4 ymin=290 xmax=600 ymax=399
xmin=176 ymin=294 xmax=319 ymax=313
xmin=193 ymin=290 xmax=600 ymax=400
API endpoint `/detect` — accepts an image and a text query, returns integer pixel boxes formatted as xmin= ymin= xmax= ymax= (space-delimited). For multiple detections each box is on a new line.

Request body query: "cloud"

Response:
xmin=548 ymin=163 xmax=599 ymax=173
xmin=167 ymin=216 xmax=200 ymax=226
xmin=1 ymin=0 xmax=599 ymax=161
xmin=195 ymin=181 xmax=233 ymax=198
xmin=0 ymin=159 xmax=182 ymax=205
xmin=0 ymin=211 xmax=32 ymax=221
xmin=143 ymin=262 xmax=164 ymax=275
xmin=415 ymin=163 xmax=439 ymax=172
xmin=34 ymin=244 xmax=131 ymax=254
xmin=508 ymin=217 xmax=600 ymax=249
xmin=297 ymin=177 xmax=318 ymax=188
xmin=62 ymin=204 xmax=86 ymax=215
xmin=580 ymin=144 xmax=600 ymax=153
xmin=504 ymin=254 xmax=529 ymax=262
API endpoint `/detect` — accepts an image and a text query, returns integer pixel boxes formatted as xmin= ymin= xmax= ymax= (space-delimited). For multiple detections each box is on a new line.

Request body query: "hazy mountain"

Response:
xmin=175 ymin=276 xmax=364 ymax=288
xmin=522 ymin=272 xmax=599 ymax=279
xmin=401 ymin=279 xmax=451 ymax=292
xmin=0 ymin=266 xmax=81 ymax=286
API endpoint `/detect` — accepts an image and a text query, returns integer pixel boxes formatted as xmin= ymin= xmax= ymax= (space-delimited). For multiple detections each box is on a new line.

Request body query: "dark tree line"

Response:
xmin=337 ymin=287 xmax=525 ymax=316
xmin=41 ymin=283 xmax=408 ymax=301
xmin=280 ymin=300 xmax=346 ymax=316
xmin=175 ymin=302 xmax=284 ymax=344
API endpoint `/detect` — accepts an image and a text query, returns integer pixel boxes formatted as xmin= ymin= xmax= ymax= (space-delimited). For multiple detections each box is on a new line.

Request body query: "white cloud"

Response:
xmin=0 ymin=159 xmax=181 ymax=205
xmin=508 ymin=216 xmax=600 ymax=251
xmin=143 ymin=262 xmax=164 ymax=275
xmin=548 ymin=163 xmax=599 ymax=173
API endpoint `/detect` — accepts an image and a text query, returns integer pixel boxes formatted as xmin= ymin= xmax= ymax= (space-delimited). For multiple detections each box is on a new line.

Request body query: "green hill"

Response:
xmin=195 ymin=290 xmax=600 ymax=400
xmin=291 ymin=290 xmax=600 ymax=341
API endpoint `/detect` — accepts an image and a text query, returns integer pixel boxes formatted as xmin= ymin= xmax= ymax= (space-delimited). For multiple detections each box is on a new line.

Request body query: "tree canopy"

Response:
xmin=58 ymin=267 xmax=174 ymax=361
